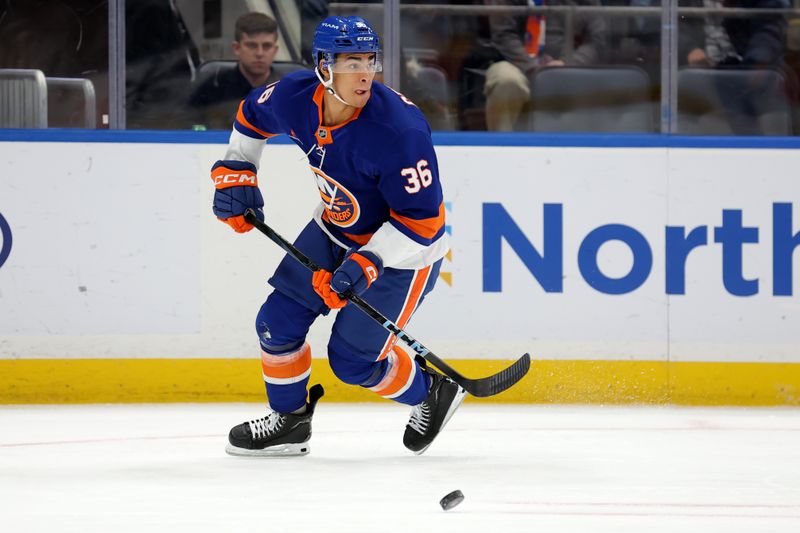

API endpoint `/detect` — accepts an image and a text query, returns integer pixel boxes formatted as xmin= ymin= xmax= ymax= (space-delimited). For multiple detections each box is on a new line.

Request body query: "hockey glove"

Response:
xmin=330 ymin=250 xmax=383 ymax=297
xmin=312 ymin=270 xmax=347 ymax=309
xmin=211 ymin=160 xmax=264 ymax=233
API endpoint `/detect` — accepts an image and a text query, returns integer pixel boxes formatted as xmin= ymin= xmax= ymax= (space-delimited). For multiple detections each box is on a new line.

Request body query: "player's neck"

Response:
xmin=321 ymin=91 xmax=357 ymax=126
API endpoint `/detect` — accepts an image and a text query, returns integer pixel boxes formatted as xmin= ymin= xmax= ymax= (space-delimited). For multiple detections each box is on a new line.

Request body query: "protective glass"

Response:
xmin=328 ymin=52 xmax=383 ymax=74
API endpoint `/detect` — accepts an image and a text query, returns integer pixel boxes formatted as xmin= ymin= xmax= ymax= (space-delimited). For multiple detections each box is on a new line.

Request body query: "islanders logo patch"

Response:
xmin=310 ymin=167 xmax=360 ymax=228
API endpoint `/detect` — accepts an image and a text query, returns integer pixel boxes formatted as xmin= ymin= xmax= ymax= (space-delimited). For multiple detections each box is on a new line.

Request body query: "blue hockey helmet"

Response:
xmin=311 ymin=16 xmax=382 ymax=73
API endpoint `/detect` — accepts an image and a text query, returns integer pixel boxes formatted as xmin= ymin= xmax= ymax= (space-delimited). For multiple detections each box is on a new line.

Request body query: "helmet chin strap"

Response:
xmin=315 ymin=66 xmax=354 ymax=107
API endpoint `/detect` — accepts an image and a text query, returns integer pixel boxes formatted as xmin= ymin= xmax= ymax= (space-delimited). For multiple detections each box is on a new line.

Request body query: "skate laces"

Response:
xmin=408 ymin=402 xmax=431 ymax=435
xmin=248 ymin=412 xmax=284 ymax=440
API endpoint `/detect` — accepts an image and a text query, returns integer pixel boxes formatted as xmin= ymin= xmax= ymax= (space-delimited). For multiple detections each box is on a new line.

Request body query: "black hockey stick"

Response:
xmin=243 ymin=209 xmax=530 ymax=397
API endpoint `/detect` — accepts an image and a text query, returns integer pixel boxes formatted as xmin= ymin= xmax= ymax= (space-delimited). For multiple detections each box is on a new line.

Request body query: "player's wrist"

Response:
xmin=350 ymin=251 xmax=383 ymax=288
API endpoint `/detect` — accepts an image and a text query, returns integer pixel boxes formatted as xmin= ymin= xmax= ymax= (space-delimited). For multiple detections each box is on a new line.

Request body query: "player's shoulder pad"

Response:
xmin=249 ymin=69 xmax=317 ymax=106
xmin=365 ymin=82 xmax=431 ymax=136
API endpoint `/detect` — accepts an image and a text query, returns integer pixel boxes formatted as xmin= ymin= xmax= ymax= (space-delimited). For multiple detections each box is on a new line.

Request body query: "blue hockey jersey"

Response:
xmin=227 ymin=70 xmax=448 ymax=270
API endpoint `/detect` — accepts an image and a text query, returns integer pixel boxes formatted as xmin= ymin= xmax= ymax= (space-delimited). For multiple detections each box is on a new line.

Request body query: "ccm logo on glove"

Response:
xmin=210 ymin=160 xmax=264 ymax=233
xmin=213 ymin=172 xmax=257 ymax=188
xmin=365 ymin=265 xmax=378 ymax=283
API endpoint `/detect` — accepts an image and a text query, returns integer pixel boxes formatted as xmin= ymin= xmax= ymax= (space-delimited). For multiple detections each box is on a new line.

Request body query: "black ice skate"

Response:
xmin=225 ymin=384 xmax=324 ymax=457
xmin=403 ymin=367 xmax=466 ymax=455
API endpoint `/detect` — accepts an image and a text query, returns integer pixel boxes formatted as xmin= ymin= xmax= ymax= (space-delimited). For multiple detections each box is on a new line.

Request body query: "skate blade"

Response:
xmin=225 ymin=442 xmax=310 ymax=457
xmin=414 ymin=386 xmax=467 ymax=456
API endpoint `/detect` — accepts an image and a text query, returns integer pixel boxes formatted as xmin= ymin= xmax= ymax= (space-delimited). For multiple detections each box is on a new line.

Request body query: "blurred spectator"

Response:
xmin=0 ymin=0 xmax=108 ymax=75
xmin=459 ymin=0 xmax=608 ymax=131
xmin=188 ymin=12 xmax=281 ymax=129
xmin=402 ymin=56 xmax=457 ymax=130
xmin=784 ymin=14 xmax=800 ymax=131
xmin=0 ymin=0 xmax=108 ymax=127
xmin=713 ymin=0 xmax=792 ymax=135
xmin=606 ymin=0 xmax=710 ymax=81
xmin=714 ymin=0 xmax=788 ymax=68
xmin=701 ymin=0 xmax=733 ymax=65
xmin=607 ymin=0 xmax=788 ymax=74
xmin=126 ymin=0 xmax=200 ymax=129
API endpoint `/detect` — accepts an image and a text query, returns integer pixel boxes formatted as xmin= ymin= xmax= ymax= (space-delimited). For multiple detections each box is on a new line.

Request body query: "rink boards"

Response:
xmin=0 ymin=133 xmax=799 ymax=404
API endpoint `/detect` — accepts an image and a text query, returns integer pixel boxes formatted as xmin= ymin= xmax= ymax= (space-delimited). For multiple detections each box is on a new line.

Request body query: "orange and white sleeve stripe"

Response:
xmin=234 ymin=101 xmax=278 ymax=140
xmin=358 ymin=208 xmax=447 ymax=269
xmin=389 ymin=202 xmax=446 ymax=245
xmin=261 ymin=343 xmax=312 ymax=385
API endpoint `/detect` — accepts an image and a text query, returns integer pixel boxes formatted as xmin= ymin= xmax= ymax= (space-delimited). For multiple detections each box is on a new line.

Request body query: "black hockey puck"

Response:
xmin=439 ymin=489 xmax=465 ymax=511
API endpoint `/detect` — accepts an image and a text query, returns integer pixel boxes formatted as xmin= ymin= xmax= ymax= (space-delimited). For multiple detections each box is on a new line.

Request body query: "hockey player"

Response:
xmin=211 ymin=16 xmax=465 ymax=456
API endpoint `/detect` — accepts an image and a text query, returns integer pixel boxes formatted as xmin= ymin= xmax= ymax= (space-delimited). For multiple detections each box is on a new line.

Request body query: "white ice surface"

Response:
xmin=1 ymin=403 xmax=799 ymax=533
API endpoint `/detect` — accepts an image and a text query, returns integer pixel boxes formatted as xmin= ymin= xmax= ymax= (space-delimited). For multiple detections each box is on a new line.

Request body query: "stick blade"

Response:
xmin=462 ymin=353 xmax=531 ymax=398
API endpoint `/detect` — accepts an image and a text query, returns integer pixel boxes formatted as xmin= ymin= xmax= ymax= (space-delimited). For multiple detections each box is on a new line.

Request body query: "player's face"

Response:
xmin=233 ymin=32 xmax=279 ymax=78
xmin=330 ymin=53 xmax=377 ymax=108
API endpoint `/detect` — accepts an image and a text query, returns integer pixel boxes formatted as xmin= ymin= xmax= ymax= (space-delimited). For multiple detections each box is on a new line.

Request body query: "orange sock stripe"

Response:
xmin=376 ymin=266 xmax=432 ymax=361
xmin=261 ymin=343 xmax=312 ymax=385
xmin=369 ymin=347 xmax=416 ymax=398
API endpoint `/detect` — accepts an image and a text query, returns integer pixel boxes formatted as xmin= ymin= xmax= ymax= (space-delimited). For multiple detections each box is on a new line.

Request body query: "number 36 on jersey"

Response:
xmin=402 ymin=159 xmax=432 ymax=194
